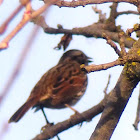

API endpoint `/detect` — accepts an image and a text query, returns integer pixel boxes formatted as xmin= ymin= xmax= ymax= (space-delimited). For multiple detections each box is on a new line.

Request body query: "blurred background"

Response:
xmin=0 ymin=0 xmax=140 ymax=140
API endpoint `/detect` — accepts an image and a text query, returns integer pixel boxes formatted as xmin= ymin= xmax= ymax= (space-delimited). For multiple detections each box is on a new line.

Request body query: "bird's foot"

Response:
xmin=40 ymin=122 xmax=61 ymax=140
xmin=41 ymin=122 xmax=54 ymax=132
xmin=69 ymin=109 xmax=92 ymax=128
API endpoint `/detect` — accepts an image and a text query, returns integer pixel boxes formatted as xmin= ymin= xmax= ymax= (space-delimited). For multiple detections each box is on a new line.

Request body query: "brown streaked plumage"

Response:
xmin=9 ymin=49 xmax=91 ymax=123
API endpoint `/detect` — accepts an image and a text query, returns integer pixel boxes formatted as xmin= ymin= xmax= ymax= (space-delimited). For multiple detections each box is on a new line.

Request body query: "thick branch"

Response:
xmin=31 ymin=2 xmax=136 ymax=49
xmin=90 ymin=64 xmax=139 ymax=140
xmin=32 ymin=99 xmax=105 ymax=140
xmin=44 ymin=24 xmax=135 ymax=49
xmin=44 ymin=0 xmax=137 ymax=8
xmin=89 ymin=38 xmax=140 ymax=140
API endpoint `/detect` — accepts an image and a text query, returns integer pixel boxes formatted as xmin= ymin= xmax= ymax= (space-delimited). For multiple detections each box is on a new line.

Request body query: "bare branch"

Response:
xmin=43 ymin=24 xmax=135 ymax=49
xmin=104 ymin=74 xmax=111 ymax=95
xmin=117 ymin=10 xmax=139 ymax=16
xmin=0 ymin=0 xmax=3 ymax=5
xmin=0 ymin=5 xmax=23 ymax=34
xmin=0 ymin=26 xmax=40 ymax=107
xmin=108 ymin=2 xmax=118 ymax=23
xmin=92 ymin=6 xmax=106 ymax=23
xmin=81 ymin=59 xmax=123 ymax=73
xmin=133 ymin=86 xmax=140 ymax=130
xmin=103 ymin=33 xmax=121 ymax=56
xmin=45 ymin=0 xmax=138 ymax=8
xmin=33 ymin=99 xmax=105 ymax=140
xmin=90 ymin=63 xmax=140 ymax=140
xmin=81 ymin=51 xmax=140 ymax=73
xmin=0 ymin=121 xmax=9 ymax=140
xmin=0 ymin=0 xmax=57 ymax=50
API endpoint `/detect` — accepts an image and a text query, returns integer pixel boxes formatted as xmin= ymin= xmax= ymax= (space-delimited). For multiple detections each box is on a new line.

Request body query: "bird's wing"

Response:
xmin=50 ymin=62 xmax=87 ymax=106
xmin=29 ymin=62 xmax=87 ymax=106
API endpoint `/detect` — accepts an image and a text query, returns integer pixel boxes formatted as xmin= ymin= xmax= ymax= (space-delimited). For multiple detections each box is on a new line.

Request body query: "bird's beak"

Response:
xmin=87 ymin=57 xmax=93 ymax=63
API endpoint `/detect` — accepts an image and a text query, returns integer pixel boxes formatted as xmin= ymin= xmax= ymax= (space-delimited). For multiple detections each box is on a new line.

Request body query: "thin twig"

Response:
xmin=0 ymin=121 xmax=9 ymax=140
xmin=0 ymin=0 xmax=3 ymax=5
xmin=0 ymin=0 xmax=58 ymax=50
xmin=104 ymin=74 xmax=111 ymax=95
xmin=92 ymin=6 xmax=106 ymax=23
xmin=117 ymin=11 xmax=139 ymax=16
xmin=102 ymin=33 xmax=121 ymax=57
xmin=133 ymin=85 xmax=140 ymax=130
xmin=0 ymin=5 xmax=23 ymax=34
xmin=81 ymin=59 xmax=123 ymax=73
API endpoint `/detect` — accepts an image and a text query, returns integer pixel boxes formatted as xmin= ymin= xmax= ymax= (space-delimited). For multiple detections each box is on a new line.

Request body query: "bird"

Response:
xmin=8 ymin=49 xmax=92 ymax=123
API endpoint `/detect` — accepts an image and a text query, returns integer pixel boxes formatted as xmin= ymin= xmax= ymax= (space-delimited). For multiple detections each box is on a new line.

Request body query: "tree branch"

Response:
xmin=32 ymin=39 xmax=140 ymax=139
xmin=0 ymin=26 xmax=40 ymax=107
xmin=104 ymin=74 xmax=111 ymax=95
xmin=103 ymin=33 xmax=121 ymax=56
xmin=32 ymin=99 xmax=106 ymax=140
xmin=133 ymin=86 xmax=140 ymax=130
xmin=89 ymin=38 xmax=140 ymax=140
xmin=117 ymin=10 xmax=139 ymax=16
xmin=90 ymin=66 xmax=139 ymax=139
xmin=81 ymin=60 xmax=123 ymax=73
xmin=44 ymin=0 xmax=138 ymax=8
xmin=43 ymin=23 xmax=135 ymax=49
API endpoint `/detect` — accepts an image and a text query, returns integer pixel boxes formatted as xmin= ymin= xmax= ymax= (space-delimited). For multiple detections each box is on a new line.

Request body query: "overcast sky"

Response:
xmin=0 ymin=1 xmax=140 ymax=140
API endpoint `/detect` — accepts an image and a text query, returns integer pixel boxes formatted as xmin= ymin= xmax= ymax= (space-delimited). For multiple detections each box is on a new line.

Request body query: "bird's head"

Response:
xmin=58 ymin=49 xmax=92 ymax=65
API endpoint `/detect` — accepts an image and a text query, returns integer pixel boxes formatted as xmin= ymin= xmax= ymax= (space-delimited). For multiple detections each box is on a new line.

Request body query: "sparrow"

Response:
xmin=9 ymin=49 xmax=92 ymax=123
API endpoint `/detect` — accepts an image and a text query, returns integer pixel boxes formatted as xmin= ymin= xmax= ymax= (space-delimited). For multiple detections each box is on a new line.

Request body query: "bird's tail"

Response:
xmin=8 ymin=97 xmax=38 ymax=123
